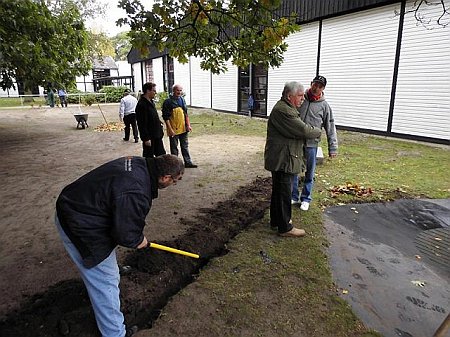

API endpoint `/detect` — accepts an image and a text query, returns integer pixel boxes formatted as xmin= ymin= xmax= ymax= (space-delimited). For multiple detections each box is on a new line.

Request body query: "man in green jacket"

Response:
xmin=264 ymin=81 xmax=321 ymax=237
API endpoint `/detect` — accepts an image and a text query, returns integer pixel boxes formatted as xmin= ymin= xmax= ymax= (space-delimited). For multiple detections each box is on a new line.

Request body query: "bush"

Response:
xmin=155 ymin=91 xmax=169 ymax=109
xmin=83 ymin=94 xmax=96 ymax=106
xmin=99 ymin=86 xmax=129 ymax=103
xmin=66 ymin=89 xmax=84 ymax=104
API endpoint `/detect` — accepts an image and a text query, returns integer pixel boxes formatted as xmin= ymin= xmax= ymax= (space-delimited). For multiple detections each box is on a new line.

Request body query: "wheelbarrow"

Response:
xmin=74 ymin=114 xmax=89 ymax=129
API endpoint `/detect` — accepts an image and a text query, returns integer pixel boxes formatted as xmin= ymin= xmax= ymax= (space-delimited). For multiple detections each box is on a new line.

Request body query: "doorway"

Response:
xmin=238 ymin=64 xmax=268 ymax=117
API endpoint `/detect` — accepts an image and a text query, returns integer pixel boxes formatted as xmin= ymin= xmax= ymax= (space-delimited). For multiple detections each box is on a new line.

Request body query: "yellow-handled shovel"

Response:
xmin=148 ymin=242 xmax=200 ymax=259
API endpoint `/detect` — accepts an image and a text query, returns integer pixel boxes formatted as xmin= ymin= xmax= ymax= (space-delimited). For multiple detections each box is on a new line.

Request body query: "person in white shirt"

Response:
xmin=119 ymin=89 xmax=139 ymax=143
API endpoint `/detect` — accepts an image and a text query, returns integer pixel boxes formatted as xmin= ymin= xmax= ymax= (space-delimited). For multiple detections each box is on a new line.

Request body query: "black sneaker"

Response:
xmin=123 ymin=138 xmax=129 ymax=141
xmin=185 ymin=163 xmax=198 ymax=168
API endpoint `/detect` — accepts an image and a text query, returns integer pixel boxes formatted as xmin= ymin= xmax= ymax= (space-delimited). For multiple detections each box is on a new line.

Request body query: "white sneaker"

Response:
xmin=300 ymin=201 xmax=310 ymax=211
xmin=291 ymin=200 xmax=300 ymax=205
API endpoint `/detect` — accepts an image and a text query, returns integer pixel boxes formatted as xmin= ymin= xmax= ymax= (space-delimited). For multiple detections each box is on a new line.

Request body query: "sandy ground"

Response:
xmin=0 ymin=104 xmax=268 ymax=318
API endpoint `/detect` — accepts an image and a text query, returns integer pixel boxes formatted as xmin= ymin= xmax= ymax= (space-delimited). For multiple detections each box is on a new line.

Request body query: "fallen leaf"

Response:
xmin=411 ymin=280 xmax=425 ymax=287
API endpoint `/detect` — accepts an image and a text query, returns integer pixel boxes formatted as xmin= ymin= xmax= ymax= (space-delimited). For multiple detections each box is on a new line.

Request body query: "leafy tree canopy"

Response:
xmin=117 ymin=0 xmax=300 ymax=73
xmin=0 ymin=0 xmax=91 ymax=91
xmin=111 ymin=31 xmax=132 ymax=61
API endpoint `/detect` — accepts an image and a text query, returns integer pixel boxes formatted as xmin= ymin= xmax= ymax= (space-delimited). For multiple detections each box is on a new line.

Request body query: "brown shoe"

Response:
xmin=279 ymin=227 xmax=306 ymax=237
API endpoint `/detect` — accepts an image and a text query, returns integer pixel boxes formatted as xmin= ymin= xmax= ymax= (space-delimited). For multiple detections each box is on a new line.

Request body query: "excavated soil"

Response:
xmin=0 ymin=104 xmax=270 ymax=336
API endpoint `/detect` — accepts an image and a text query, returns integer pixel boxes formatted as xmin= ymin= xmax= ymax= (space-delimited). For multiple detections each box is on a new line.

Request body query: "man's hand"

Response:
xmin=144 ymin=140 xmax=152 ymax=147
xmin=329 ymin=153 xmax=337 ymax=158
xmin=187 ymin=125 xmax=192 ymax=132
xmin=137 ymin=236 xmax=148 ymax=249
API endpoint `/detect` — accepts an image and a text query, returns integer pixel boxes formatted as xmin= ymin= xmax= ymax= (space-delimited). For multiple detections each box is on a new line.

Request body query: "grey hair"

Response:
xmin=282 ymin=81 xmax=304 ymax=99
xmin=172 ymin=84 xmax=182 ymax=92
xmin=155 ymin=154 xmax=185 ymax=177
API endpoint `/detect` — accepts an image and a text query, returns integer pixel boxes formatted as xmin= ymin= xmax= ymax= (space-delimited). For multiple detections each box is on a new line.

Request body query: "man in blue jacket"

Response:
xmin=55 ymin=154 xmax=184 ymax=337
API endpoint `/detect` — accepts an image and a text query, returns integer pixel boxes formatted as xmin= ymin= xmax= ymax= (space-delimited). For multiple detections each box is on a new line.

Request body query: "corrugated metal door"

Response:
xmin=392 ymin=0 xmax=450 ymax=141
xmin=267 ymin=23 xmax=319 ymax=115
xmin=132 ymin=62 xmax=143 ymax=93
xmin=190 ymin=57 xmax=212 ymax=108
xmin=319 ymin=4 xmax=400 ymax=131
xmin=152 ymin=57 xmax=164 ymax=92
xmin=212 ymin=60 xmax=238 ymax=112
xmin=173 ymin=59 xmax=191 ymax=105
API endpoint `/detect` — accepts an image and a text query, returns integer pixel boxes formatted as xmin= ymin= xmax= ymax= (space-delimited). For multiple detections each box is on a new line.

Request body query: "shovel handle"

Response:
xmin=148 ymin=242 xmax=200 ymax=259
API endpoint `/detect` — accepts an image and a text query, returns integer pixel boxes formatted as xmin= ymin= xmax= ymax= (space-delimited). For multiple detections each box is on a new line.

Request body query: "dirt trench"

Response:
xmin=0 ymin=177 xmax=272 ymax=337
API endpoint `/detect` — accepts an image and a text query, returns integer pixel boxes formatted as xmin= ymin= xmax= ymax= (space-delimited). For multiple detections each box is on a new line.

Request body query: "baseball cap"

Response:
xmin=313 ymin=75 xmax=327 ymax=87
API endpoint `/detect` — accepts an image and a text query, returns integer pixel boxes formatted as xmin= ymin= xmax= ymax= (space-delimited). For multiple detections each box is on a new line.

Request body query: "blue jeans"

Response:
xmin=55 ymin=215 xmax=126 ymax=337
xmin=292 ymin=147 xmax=318 ymax=203
xmin=169 ymin=131 xmax=193 ymax=165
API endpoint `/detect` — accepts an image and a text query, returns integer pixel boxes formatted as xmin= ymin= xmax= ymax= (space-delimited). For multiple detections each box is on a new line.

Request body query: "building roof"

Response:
xmin=93 ymin=56 xmax=118 ymax=70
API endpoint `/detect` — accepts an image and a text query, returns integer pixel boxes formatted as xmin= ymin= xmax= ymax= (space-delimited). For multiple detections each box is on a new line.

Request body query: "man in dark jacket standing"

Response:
xmin=264 ymin=81 xmax=321 ymax=237
xmin=136 ymin=82 xmax=166 ymax=157
xmin=55 ymin=154 xmax=184 ymax=337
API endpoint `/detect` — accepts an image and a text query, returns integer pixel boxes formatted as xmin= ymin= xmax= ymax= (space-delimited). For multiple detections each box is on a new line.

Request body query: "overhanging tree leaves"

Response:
xmin=111 ymin=31 xmax=132 ymax=61
xmin=0 ymin=0 xmax=91 ymax=91
xmin=117 ymin=0 xmax=300 ymax=73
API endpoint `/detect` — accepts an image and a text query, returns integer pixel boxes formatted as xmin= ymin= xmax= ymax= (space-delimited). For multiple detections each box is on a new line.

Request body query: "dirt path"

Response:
xmin=0 ymin=104 xmax=268 ymax=331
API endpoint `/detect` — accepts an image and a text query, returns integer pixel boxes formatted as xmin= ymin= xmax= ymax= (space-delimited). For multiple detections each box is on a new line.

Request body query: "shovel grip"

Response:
xmin=148 ymin=242 xmax=200 ymax=259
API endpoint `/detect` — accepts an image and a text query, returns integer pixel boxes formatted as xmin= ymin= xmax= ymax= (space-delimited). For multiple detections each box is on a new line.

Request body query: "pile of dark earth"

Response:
xmin=0 ymin=177 xmax=271 ymax=337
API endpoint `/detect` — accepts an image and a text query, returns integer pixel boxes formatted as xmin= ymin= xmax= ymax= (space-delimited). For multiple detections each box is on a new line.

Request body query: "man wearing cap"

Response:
xmin=292 ymin=75 xmax=338 ymax=211
xmin=119 ymin=89 xmax=139 ymax=143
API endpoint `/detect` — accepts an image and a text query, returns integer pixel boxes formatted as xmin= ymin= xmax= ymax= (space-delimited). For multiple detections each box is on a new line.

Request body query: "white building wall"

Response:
xmin=0 ymin=83 xmax=20 ymax=97
xmin=132 ymin=62 xmax=143 ymax=93
xmin=319 ymin=4 xmax=400 ymax=131
xmin=116 ymin=61 xmax=131 ymax=77
xmin=152 ymin=57 xmax=165 ymax=94
xmin=174 ymin=58 xmax=191 ymax=105
xmin=76 ymin=72 xmax=94 ymax=92
xmin=267 ymin=22 xmax=319 ymax=116
xmin=392 ymin=0 xmax=450 ymax=141
xmin=211 ymin=60 xmax=238 ymax=112
xmin=267 ymin=23 xmax=319 ymax=114
xmin=189 ymin=57 xmax=212 ymax=108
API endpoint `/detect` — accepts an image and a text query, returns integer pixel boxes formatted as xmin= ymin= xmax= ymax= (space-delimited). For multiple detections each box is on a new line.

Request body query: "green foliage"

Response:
xmin=155 ymin=91 xmax=169 ymax=109
xmin=83 ymin=94 xmax=97 ymax=106
xmin=99 ymin=86 xmax=129 ymax=103
xmin=87 ymin=31 xmax=116 ymax=61
xmin=111 ymin=31 xmax=132 ymax=61
xmin=117 ymin=0 xmax=300 ymax=73
xmin=0 ymin=0 xmax=91 ymax=91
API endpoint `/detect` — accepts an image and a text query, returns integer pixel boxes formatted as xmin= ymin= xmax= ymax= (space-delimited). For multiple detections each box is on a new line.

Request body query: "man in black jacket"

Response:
xmin=55 ymin=154 xmax=184 ymax=337
xmin=136 ymin=82 xmax=166 ymax=157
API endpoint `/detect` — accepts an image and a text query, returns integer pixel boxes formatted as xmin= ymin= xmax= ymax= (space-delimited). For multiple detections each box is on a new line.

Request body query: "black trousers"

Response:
xmin=142 ymin=138 xmax=166 ymax=158
xmin=270 ymin=171 xmax=295 ymax=233
xmin=123 ymin=113 xmax=139 ymax=141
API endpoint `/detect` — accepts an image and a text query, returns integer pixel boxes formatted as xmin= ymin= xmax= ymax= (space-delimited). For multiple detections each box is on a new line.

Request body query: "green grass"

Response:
xmin=175 ymin=111 xmax=450 ymax=336
xmin=0 ymin=96 xmax=47 ymax=107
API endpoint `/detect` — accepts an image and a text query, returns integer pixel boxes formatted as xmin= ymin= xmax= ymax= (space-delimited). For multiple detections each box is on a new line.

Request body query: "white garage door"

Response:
xmin=190 ymin=57 xmax=212 ymax=108
xmin=267 ymin=22 xmax=319 ymax=115
xmin=392 ymin=0 xmax=450 ymax=141
xmin=174 ymin=59 xmax=191 ymax=105
xmin=212 ymin=60 xmax=238 ymax=112
xmin=320 ymin=4 xmax=401 ymax=131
